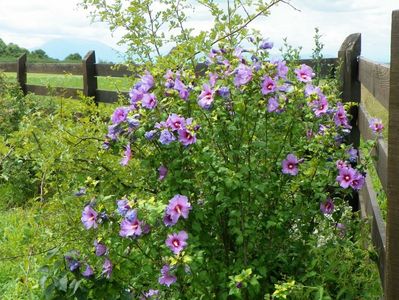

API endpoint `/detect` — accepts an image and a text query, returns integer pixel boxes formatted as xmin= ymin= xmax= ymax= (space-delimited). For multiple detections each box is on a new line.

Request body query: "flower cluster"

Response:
xmin=336 ymin=160 xmax=365 ymax=190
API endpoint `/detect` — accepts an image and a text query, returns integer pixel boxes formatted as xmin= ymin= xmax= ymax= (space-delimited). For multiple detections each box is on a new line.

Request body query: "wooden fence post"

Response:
xmin=385 ymin=9 xmax=399 ymax=300
xmin=338 ymin=33 xmax=361 ymax=211
xmin=82 ymin=51 xmax=98 ymax=103
xmin=17 ymin=53 xmax=27 ymax=95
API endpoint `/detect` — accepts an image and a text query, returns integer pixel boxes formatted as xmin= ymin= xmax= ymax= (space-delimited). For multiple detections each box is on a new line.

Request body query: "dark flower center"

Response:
xmin=175 ymin=205 xmax=182 ymax=214
xmin=288 ymin=163 xmax=294 ymax=169
xmin=173 ymin=239 xmax=180 ymax=247
xmin=344 ymin=175 xmax=351 ymax=181
xmin=267 ymin=83 xmax=274 ymax=90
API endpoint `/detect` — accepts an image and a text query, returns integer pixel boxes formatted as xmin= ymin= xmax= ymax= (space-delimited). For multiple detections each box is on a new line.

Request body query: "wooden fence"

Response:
xmin=336 ymin=9 xmax=399 ymax=300
xmin=0 ymin=51 xmax=134 ymax=103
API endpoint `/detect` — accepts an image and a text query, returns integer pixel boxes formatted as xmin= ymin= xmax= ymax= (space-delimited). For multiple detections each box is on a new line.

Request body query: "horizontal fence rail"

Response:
xmin=0 ymin=53 xmax=337 ymax=104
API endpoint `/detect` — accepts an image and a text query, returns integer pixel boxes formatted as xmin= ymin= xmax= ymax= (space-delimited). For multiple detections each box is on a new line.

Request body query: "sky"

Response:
xmin=0 ymin=0 xmax=397 ymax=63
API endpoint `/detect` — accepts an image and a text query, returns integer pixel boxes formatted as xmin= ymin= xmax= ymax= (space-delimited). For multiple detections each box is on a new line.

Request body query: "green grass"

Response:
xmin=3 ymin=72 xmax=133 ymax=91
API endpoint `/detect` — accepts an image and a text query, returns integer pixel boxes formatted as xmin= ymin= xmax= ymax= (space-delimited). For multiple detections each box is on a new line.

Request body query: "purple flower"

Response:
xmin=336 ymin=160 xmax=348 ymax=169
xmin=116 ymin=199 xmax=131 ymax=216
xmin=111 ymin=107 xmax=129 ymax=125
xmin=127 ymin=117 xmax=140 ymax=131
xmin=320 ymin=198 xmax=334 ymax=214
xmin=174 ymin=77 xmax=189 ymax=101
xmin=166 ymin=114 xmax=186 ymax=131
xmin=166 ymin=231 xmax=188 ymax=255
xmin=141 ymin=289 xmax=159 ymax=299
xmin=369 ymin=118 xmax=384 ymax=134
xmin=142 ymin=93 xmax=157 ymax=109
xmin=218 ymin=86 xmax=230 ymax=99
xmin=166 ymin=195 xmax=192 ymax=224
xmin=102 ymin=258 xmax=112 ymax=279
xmin=209 ymin=73 xmax=218 ymax=87
xmin=274 ymin=60 xmax=288 ymax=79
xmin=140 ymin=71 xmax=154 ymax=92
xmin=158 ymin=165 xmax=168 ymax=181
xmin=267 ymin=97 xmax=280 ymax=113
xmin=125 ymin=209 xmax=138 ymax=222
xmin=163 ymin=211 xmax=176 ymax=227
xmin=81 ymin=206 xmax=98 ymax=229
xmin=120 ymin=143 xmax=132 ymax=166
xmin=261 ymin=76 xmax=277 ymax=95
xmin=350 ymin=172 xmax=365 ymax=190
xmin=164 ymin=70 xmax=175 ymax=88
xmin=129 ymin=88 xmax=144 ymax=105
xmin=304 ymin=84 xmax=322 ymax=97
xmin=260 ymin=38 xmax=273 ymax=49
xmin=295 ymin=64 xmax=314 ymax=83
xmin=94 ymin=240 xmax=107 ymax=256
xmin=312 ymin=97 xmax=329 ymax=117
xmin=82 ymin=264 xmax=94 ymax=278
xmin=234 ymin=64 xmax=253 ymax=87
xmin=336 ymin=167 xmax=357 ymax=189
xmin=178 ymin=128 xmax=197 ymax=146
xmin=334 ymin=103 xmax=351 ymax=128
xmin=348 ymin=148 xmax=358 ymax=162
xmin=145 ymin=130 xmax=157 ymax=140
xmin=119 ymin=216 xmax=142 ymax=237
xmin=282 ymin=154 xmax=299 ymax=176
xmin=74 ymin=187 xmax=86 ymax=197
xmin=159 ymin=129 xmax=176 ymax=145
xmin=65 ymin=255 xmax=80 ymax=272
xmin=198 ymin=84 xmax=215 ymax=109
xmin=107 ymin=124 xmax=121 ymax=140
xmin=158 ymin=264 xmax=177 ymax=287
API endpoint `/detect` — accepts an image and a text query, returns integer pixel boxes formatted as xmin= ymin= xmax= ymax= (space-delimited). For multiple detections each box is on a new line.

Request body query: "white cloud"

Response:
xmin=0 ymin=0 xmax=397 ymax=62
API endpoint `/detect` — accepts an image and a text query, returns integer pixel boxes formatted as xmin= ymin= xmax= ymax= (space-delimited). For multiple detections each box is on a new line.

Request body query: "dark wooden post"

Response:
xmin=338 ymin=33 xmax=361 ymax=212
xmin=82 ymin=51 xmax=98 ymax=103
xmin=385 ymin=10 xmax=399 ymax=300
xmin=338 ymin=33 xmax=361 ymax=148
xmin=17 ymin=53 xmax=27 ymax=95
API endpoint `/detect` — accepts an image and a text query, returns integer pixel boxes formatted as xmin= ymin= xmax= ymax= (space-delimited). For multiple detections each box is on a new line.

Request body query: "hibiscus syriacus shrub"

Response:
xmin=47 ymin=39 xmax=381 ymax=299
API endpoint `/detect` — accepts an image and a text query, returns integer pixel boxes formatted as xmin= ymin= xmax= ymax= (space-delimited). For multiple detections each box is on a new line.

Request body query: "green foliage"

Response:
xmin=64 ymin=53 xmax=83 ymax=61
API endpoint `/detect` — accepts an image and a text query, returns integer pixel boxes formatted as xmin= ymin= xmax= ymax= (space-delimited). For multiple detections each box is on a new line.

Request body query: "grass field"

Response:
xmin=3 ymin=72 xmax=133 ymax=92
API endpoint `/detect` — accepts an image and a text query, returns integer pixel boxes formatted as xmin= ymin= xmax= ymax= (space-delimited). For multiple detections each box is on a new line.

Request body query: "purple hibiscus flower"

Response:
xmin=94 ymin=240 xmax=107 ymax=256
xmin=274 ymin=60 xmax=288 ymax=79
xmin=120 ymin=143 xmax=132 ymax=166
xmin=111 ymin=107 xmax=129 ymax=125
xmin=65 ymin=255 xmax=80 ymax=272
xmin=312 ymin=97 xmax=329 ymax=117
xmin=178 ymin=128 xmax=197 ymax=146
xmin=163 ymin=211 xmax=176 ymax=227
xmin=234 ymin=64 xmax=253 ymax=87
xmin=260 ymin=38 xmax=273 ymax=49
xmin=174 ymin=77 xmax=189 ymax=101
xmin=198 ymin=84 xmax=215 ymax=109
xmin=166 ymin=195 xmax=192 ymax=224
xmin=218 ymin=86 xmax=230 ymax=99
xmin=159 ymin=129 xmax=176 ymax=145
xmin=144 ymin=130 xmax=157 ymax=140
xmin=369 ymin=118 xmax=384 ymax=134
xmin=140 ymin=289 xmax=159 ymax=300
xmin=141 ymin=93 xmax=157 ymax=109
xmin=164 ymin=70 xmax=175 ymax=88
xmin=334 ymin=103 xmax=351 ymax=128
xmin=166 ymin=114 xmax=186 ymax=131
xmin=166 ymin=231 xmax=188 ymax=255
xmin=158 ymin=165 xmax=168 ymax=181
xmin=81 ymin=206 xmax=98 ymax=229
xmin=158 ymin=264 xmax=177 ymax=287
xmin=295 ymin=64 xmax=315 ymax=83
xmin=267 ymin=97 xmax=280 ymax=113
xmin=209 ymin=72 xmax=218 ymax=87
xmin=102 ymin=258 xmax=112 ymax=279
xmin=116 ymin=199 xmax=131 ymax=216
xmin=348 ymin=147 xmax=358 ymax=162
xmin=336 ymin=160 xmax=348 ymax=169
xmin=282 ymin=154 xmax=300 ymax=176
xmin=119 ymin=215 xmax=142 ymax=237
xmin=129 ymin=87 xmax=144 ymax=105
xmin=320 ymin=198 xmax=334 ymax=214
xmin=350 ymin=171 xmax=365 ymax=190
xmin=261 ymin=76 xmax=277 ymax=95
xmin=336 ymin=167 xmax=357 ymax=189
xmin=82 ymin=264 xmax=94 ymax=278
xmin=140 ymin=71 xmax=154 ymax=92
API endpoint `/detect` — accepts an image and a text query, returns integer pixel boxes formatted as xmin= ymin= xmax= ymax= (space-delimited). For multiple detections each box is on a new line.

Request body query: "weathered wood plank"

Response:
xmin=359 ymin=175 xmax=386 ymax=285
xmin=95 ymin=64 xmax=135 ymax=77
xmin=0 ymin=62 xmax=17 ymax=72
xmin=27 ymin=63 xmax=82 ymax=75
xmin=385 ymin=9 xmax=399 ymax=299
xmin=359 ymin=57 xmax=390 ymax=111
xmin=96 ymin=90 xmax=128 ymax=103
xmin=17 ymin=53 xmax=27 ymax=95
xmin=358 ymin=103 xmax=388 ymax=192
xmin=26 ymin=84 xmax=82 ymax=99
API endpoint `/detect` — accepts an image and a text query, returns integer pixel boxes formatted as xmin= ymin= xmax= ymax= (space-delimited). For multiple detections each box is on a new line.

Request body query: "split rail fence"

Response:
xmin=1 ymin=10 xmax=399 ymax=299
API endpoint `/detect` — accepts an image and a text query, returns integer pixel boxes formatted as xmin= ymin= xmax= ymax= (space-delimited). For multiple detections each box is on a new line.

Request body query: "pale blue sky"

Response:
xmin=0 ymin=0 xmax=397 ymax=62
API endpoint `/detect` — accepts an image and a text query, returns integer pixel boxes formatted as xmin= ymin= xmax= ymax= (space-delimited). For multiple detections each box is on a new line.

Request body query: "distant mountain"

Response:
xmin=37 ymin=38 xmax=125 ymax=63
